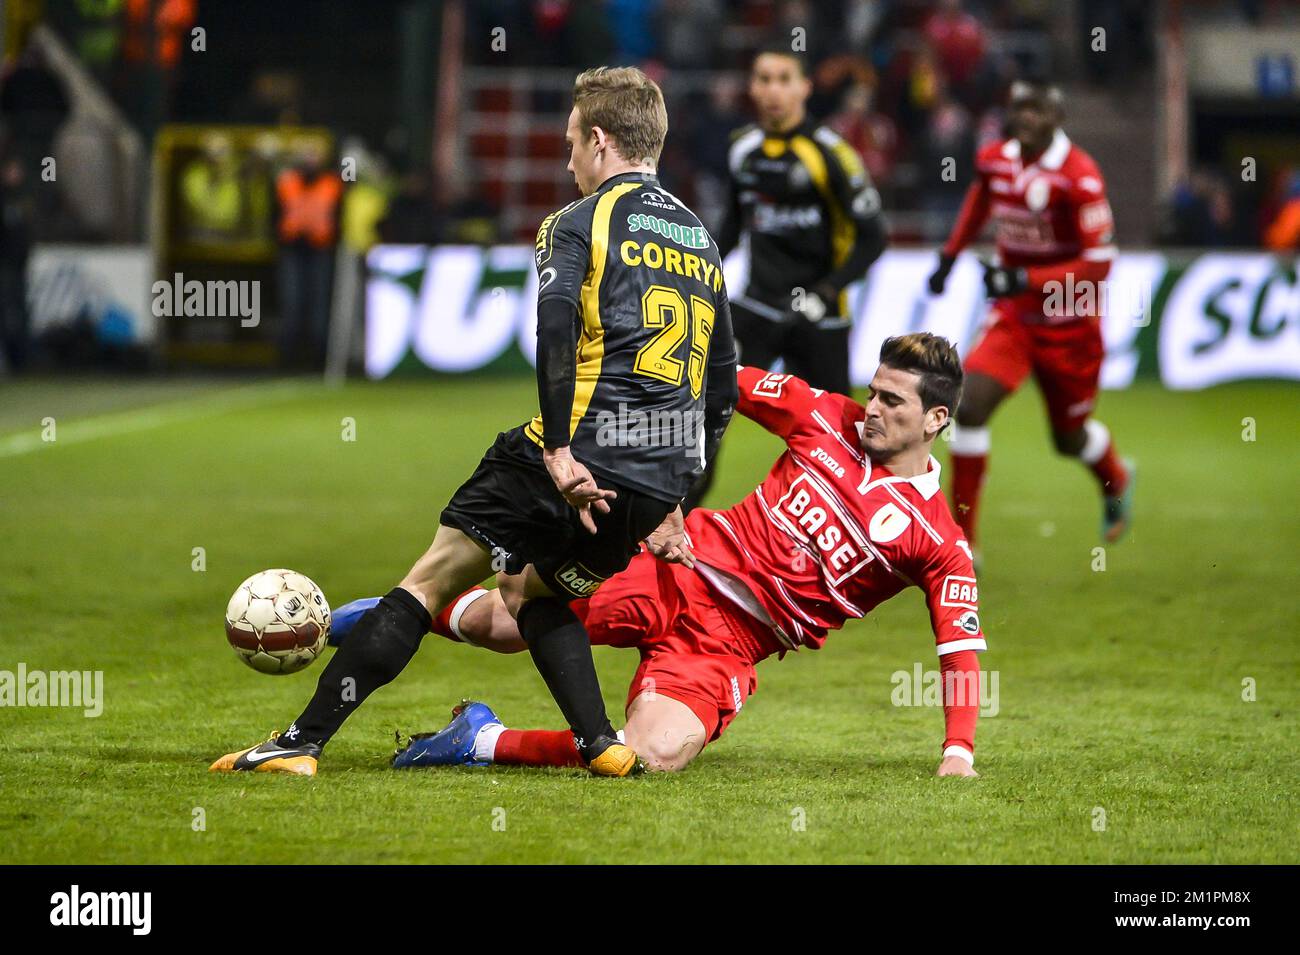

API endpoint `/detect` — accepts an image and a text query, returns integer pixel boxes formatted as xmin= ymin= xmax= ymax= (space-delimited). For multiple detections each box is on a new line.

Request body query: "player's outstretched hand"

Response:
xmin=543 ymin=446 xmax=616 ymax=534
xmin=928 ymin=253 xmax=956 ymax=295
xmin=936 ymin=755 xmax=979 ymax=778
xmin=645 ymin=506 xmax=694 ymax=568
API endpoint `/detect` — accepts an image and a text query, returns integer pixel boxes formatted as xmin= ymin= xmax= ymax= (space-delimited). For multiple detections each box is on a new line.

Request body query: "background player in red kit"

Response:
xmin=363 ymin=334 xmax=985 ymax=777
xmin=927 ymin=81 xmax=1134 ymax=553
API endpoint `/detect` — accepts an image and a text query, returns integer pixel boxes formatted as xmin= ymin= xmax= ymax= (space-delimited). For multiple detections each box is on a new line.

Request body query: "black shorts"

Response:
xmin=731 ymin=297 xmax=852 ymax=395
xmin=440 ymin=427 xmax=675 ymax=601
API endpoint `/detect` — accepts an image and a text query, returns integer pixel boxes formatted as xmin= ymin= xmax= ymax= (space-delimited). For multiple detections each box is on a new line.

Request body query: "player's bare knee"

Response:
xmin=458 ymin=593 xmax=528 ymax=654
xmin=625 ymin=728 xmax=699 ymax=773
xmin=455 ymin=594 xmax=494 ymax=645
xmin=1052 ymin=428 xmax=1086 ymax=457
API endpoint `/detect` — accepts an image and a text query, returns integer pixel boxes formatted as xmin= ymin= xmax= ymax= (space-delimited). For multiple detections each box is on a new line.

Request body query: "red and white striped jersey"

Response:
xmin=687 ymin=367 xmax=985 ymax=658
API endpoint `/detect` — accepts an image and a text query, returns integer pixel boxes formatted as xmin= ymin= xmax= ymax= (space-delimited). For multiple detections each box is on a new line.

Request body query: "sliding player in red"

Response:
xmin=337 ymin=335 xmax=986 ymax=776
xmin=927 ymin=81 xmax=1134 ymax=556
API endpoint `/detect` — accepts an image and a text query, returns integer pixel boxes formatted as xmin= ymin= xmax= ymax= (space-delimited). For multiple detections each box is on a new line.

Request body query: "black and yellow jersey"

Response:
xmin=522 ymin=171 xmax=738 ymax=503
xmin=719 ymin=119 xmax=884 ymax=317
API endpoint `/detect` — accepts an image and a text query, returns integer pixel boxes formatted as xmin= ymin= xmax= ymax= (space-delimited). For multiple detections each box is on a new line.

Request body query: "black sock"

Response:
xmin=516 ymin=597 xmax=615 ymax=752
xmin=278 ymin=587 xmax=431 ymax=749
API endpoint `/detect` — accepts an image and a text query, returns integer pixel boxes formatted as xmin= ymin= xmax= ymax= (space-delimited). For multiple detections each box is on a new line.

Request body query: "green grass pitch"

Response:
xmin=0 ymin=373 xmax=1295 ymax=864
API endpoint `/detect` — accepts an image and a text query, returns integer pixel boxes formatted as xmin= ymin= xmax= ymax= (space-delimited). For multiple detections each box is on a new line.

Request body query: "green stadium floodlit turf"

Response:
xmin=0 ymin=375 xmax=1295 ymax=863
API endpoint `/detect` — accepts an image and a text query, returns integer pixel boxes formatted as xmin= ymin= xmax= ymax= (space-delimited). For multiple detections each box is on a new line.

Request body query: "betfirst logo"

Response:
xmin=775 ymin=475 xmax=870 ymax=586
xmin=557 ymin=564 xmax=603 ymax=597
xmin=941 ymin=575 xmax=979 ymax=610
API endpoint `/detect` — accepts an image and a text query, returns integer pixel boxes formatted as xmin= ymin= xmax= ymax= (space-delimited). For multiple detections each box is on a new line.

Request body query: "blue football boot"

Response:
xmin=391 ymin=700 xmax=502 ymax=768
xmin=327 ymin=596 xmax=381 ymax=646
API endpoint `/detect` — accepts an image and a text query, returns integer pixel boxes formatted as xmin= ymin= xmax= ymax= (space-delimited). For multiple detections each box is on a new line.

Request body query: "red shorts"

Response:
xmin=964 ymin=300 xmax=1104 ymax=433
xmin=571 ymin=551 xmax=770 ymax=742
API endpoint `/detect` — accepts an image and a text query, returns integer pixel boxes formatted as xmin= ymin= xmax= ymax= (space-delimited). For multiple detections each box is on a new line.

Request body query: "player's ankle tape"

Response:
xmin=383 ymin=587 xmax=433 ymax=634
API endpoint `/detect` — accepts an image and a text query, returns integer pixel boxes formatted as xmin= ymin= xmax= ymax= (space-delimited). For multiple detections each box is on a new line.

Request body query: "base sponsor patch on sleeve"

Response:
xmin=940 ymin=574 xmax=979 ymax=610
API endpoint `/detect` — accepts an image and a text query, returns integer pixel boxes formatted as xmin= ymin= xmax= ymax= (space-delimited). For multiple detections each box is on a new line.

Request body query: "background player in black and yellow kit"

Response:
xmin=211 ymin=67 xmax=738 ymax=778
xmin=685 ymin=45 xmax=887 ymax=511
xmin=721 ymin=45 xmax=888 ymax=392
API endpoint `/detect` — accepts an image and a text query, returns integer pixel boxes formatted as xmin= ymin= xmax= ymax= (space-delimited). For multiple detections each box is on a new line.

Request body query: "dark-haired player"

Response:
xmin=338 ymin=334 xmax=986 ymax=777
xmin=685 ymin=44 xmax=887 ymax=511
xmin=928 ymin=81 xmax=1133 ymax=554
xmin=211 ymin=67 xmax=738 ymax=777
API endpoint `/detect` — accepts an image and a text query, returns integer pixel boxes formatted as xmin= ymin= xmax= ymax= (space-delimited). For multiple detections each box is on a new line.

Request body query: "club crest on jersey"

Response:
xmin=941 ymin=575 xmax=979 ymax=611
xmin=868 ymin=502 xmax=911 ymax=543
xmin=1025 ymin=176 xmax=1051 ymax=212
xmin=952 ymin=611 xmax=981 ymax=636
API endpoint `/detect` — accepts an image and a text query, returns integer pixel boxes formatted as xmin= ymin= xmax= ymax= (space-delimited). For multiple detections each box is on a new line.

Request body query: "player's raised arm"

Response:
xmin=929 ymin=160 xmax=991 ymax=295
xmin=734 ymin=365 xmax=846 ymax=442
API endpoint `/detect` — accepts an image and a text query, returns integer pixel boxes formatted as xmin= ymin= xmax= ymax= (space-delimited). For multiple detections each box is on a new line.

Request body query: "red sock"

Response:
xmin=1089 ymin=443 xmax=1129 ymax=495
xmin=950 ymin=453 xmax=988 ymax=546
xmin=431 ymin=586 xmax=488 ymax=643
xmin=493 ymin=729 xmax=583 ymax=767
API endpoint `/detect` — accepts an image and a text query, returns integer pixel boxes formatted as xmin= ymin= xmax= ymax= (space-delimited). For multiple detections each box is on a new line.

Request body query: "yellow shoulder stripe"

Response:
xmin=790 ymin=134 xmax=857 ymax=286
xmin=527 ymin=181 xmax=639 ymax=442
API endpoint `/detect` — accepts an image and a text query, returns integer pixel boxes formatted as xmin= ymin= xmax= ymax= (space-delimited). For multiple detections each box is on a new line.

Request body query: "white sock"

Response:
xmin=616 ymin=729 xmax=626 ymax=745
xmin=950 ymin=424 xmax=991 ymax=456
xmin=1079 ymin=420 xmax=1111 ymax=465
xmin=473 ymin=722 xmax=506 ymax=762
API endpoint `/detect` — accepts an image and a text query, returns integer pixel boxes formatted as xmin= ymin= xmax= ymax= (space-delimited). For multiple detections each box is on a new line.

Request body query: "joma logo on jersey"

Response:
xmin=555 ymin=563 xmax=605 ymax=597
xmin=775 ymin=475 xmax=870 ymax=585
xmin=941 ymin=575 xmax=979 ymax=610
xmin=810 ymin=447 xmax=846 ymax=478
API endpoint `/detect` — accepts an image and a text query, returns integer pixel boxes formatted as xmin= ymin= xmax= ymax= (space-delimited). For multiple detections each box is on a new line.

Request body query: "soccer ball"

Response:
xmin=225 ymin=569 xmax=331 ymax=675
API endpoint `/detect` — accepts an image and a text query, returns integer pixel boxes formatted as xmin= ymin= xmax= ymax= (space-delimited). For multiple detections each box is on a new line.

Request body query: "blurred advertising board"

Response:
xmin=27 ymin=244 xmax=155 ymax=345
xmin=365 ymin=246 xmax=1300 ymax=390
